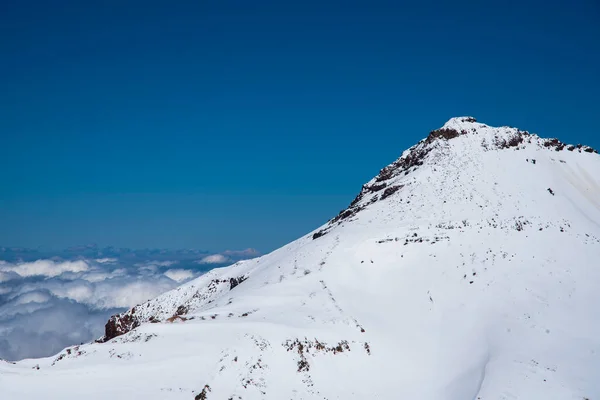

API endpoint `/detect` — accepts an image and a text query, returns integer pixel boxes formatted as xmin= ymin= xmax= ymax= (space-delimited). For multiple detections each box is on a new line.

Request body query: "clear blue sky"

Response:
xmin=1 ymin=0 xmax=599 ymax=252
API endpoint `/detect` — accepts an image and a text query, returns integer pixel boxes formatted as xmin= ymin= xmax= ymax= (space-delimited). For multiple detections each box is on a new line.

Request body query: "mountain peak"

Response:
xmin=4 ymin=118 xmax=600 ymax=400
xmin=430 ymin=116 xmax=523 ymax=144
xmin=441 ymin=116 xmax=478 ymax=129
xmin=311 ymin=118 xmax=598 ymax=240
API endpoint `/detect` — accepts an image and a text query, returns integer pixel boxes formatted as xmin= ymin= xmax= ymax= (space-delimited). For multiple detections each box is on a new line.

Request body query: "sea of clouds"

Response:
xmin=0 ymin=247 xmax=259 ymax=361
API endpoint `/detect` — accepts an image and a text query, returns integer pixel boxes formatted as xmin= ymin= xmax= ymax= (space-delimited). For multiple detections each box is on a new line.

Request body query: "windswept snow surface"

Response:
xmin=2 ymin=117 xmax=599 ymax=399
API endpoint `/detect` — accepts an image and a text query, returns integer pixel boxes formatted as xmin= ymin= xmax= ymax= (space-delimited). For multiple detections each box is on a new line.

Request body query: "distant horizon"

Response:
xmin=0 ymin=244 xmax=261 ymax=262
xmin=1 ymin=243 xmax=259 ymax=252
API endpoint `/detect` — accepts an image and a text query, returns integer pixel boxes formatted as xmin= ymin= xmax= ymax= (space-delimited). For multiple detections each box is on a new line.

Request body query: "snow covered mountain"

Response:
xmin=2 ymin=117 xmax=599 ymax=400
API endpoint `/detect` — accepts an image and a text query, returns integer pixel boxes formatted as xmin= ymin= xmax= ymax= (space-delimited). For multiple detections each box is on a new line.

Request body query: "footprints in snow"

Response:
xmin=320 ymin=280 xmax=365 ymax=333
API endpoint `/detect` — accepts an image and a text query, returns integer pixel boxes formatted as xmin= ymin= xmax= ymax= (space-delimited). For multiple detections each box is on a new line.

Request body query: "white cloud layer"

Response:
xmin=196 ymin=254 xmax=229 ymax=264
xmin=0 ymin=260 xmax=89 ymax=278
xmin=163 ymin=269 xmax=195 ymax=282
xmin=0 ymin=258 xmax=201 ymax=361
xmin=94 ymin=258 xmax=117 ymax=264
xmin=0 ymin=249 xmax=258 ymax=361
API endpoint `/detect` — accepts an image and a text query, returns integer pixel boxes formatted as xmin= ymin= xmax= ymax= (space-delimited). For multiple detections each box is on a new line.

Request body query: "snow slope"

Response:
xmin=1 ymin=117 xmax=599 ymax=400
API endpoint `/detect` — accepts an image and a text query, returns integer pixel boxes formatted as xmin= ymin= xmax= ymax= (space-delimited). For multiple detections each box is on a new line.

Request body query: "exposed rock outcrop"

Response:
xmin=100 ymin=274 xmax=250 ymax=342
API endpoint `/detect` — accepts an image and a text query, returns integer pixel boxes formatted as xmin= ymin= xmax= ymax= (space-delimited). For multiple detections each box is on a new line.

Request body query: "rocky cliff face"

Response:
xmin=101 ymin=274 xmax=250 ymax=342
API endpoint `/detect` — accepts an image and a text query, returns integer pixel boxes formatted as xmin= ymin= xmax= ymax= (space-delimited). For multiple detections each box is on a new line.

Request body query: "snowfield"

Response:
xmin=1 ymin=117 xmax=599 ymax=399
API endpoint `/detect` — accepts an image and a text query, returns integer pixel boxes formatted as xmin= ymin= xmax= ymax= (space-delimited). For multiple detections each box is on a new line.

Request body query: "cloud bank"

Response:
xmin=0 ymin=248 xmax=259 ymax=361
xmin=163 ymin=269 xmax=195 ymax=282
xmin=0 ymin=259 xmax=192 ymax=361
xmin=0 ymin=262 xmax=198 ymax=361
xmin=0 ymin=259 xmax=89 ymax=279
xmin=197 ymin=254 xmax=230 ymax=264
xmin=196 ymin=248 xmax=259 ymax=265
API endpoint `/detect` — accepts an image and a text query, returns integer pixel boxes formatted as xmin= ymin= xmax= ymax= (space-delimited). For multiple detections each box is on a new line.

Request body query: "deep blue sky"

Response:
xmin=1 ymin=0 xmax=599 ymax=252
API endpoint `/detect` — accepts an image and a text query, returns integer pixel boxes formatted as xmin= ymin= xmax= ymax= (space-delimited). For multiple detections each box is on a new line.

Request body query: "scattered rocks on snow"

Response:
xmin=194 ymin=384 xmax=211 ymax=400
xmin=284 ymin=338 xmax=354 ymax=373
